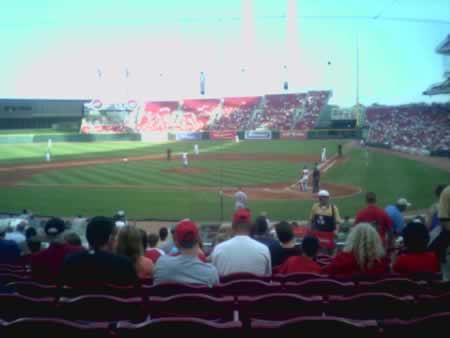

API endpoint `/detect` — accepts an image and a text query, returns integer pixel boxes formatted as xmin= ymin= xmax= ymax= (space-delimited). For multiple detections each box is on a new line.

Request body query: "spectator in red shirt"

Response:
xmin=354 ymin=192 xmax=393 ymax=248
xmin=144 ymin=233 xmax=165 ymax=264
xmin=274 ymin=235 xmax=321 ymax=274
xmin=31 ymin=218 xmax=85 ymax=282
xmin=322 ymin=223 xmax=388 ymax=277
xmin=393 ymin=219 xmax=440 ymax=274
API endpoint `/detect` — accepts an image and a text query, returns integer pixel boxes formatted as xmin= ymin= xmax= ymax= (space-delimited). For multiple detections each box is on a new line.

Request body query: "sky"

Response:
xmin=0 ymin=0 xmax=449 ymax=106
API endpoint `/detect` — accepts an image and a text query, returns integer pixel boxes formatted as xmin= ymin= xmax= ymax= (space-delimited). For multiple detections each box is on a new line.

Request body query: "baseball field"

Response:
xmin=0 ymin=138 xmax=449 ymax=222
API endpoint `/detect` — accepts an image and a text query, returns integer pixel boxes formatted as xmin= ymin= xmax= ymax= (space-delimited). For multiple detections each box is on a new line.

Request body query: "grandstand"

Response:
xmin=1 ymin=0 xmax=450 ymax=334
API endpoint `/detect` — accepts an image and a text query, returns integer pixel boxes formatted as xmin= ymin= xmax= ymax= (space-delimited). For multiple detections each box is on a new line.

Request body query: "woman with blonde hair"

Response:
xmin=322 ymin=222 xmax=388 ymax=277
xmin=116 ymin=225 xmax=154 ymax=279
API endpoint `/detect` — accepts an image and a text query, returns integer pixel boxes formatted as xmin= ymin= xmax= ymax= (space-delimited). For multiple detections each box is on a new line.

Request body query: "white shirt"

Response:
xmin=234 ymin=191 xmax=248 ymax=209
xmin=302 ymin=169 xmax=309 ymax=177
xmin=5 ymin=231 xmax=26 ymax=244
xmin=211 ymin=235 xmax=272 ymax=276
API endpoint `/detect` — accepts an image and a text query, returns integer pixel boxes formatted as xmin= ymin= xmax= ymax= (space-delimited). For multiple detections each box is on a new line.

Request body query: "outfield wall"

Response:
xmin=0 ymin=129 xmax=355 ymax=144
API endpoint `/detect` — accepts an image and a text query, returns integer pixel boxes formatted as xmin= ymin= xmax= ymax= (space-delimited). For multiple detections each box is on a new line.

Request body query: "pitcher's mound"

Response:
xmin=163 ymin=167 xmax=209 ymax=174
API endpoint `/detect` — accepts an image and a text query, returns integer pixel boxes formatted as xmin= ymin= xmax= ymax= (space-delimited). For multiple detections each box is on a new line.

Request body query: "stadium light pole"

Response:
xmin=356 ymin=32 xmax=360 ymax=106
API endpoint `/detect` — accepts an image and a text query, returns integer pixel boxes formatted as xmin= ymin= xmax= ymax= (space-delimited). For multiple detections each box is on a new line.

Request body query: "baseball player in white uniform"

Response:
xmin=45 ymin=150 xmax=51 ymax=162
xmin=299 ymin=166 xmax=309 ymax=192
xmin=235 ymin=135 xmax=240 ymax=143
xmin=182 ymin=152 xmax=189 ymax=167
xmin=321 ymin=147 xmax=327 ymax=162
xmin=194 ymin=144 xmax=199 ymax=155
xmin=234 ymin=187 xmax=248 ymax=210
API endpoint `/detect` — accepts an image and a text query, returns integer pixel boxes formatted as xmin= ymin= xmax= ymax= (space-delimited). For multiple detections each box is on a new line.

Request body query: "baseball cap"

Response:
xmin=397 ymin=198 xmax=411 ymax=207
xmin=45 ymin=217 xmax=66 ymax=236
xmin=318 ymin=190 xmax=330 ymax=197
xmin=233 ymin=208 xmax=252 ymax=225
xmin=175 ymin=220 xmax=199 ymax=243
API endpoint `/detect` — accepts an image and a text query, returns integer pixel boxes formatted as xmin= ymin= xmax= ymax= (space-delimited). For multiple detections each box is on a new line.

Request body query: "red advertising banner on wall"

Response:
xmin=281 ymin=130 xmax=307 ymax=140
xmin=209 ymin=130 xmax=236 ymax=140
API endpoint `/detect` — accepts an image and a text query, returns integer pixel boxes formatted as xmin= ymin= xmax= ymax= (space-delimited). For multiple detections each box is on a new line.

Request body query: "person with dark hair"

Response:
xmin=159 ymin=225 xmax=176 ymax=254
xmin=144 ymin=233 xmax=165 ymax=264
xmin=393 ymin=219 xmax=440 ymax=274
xmin=159 ymin=227 xmax=168 ymax=242
xmin=355 ymin=192 xmax=393 ymax=247
xmin=153 ymin=220 xmax=218 ymax=286
xmin=270 ymin=221 xmax=301 ymax=267
xmin=61 ymin=216 xmax=137 ymax=285
xmin=64 ymin=232 xmax=83 ymax=247
xmin=31 ymin=218 xmax=84 ymax=282
xmin=253 ymin=216 xmax=281 ymax=261
xmin=211 ymin=214 xmax=271 ymax=276
xmin=25 ymin=227 xmax=42 ymax=254
xmin=274 ymin=235 xmax=321 ymax=274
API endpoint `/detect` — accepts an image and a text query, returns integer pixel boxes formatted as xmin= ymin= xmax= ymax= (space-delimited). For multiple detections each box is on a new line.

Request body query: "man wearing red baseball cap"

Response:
xmin=153 ymin=220 xmax=219 ymax=286
xmin=211 ymin=211 xmax=272 ymax=276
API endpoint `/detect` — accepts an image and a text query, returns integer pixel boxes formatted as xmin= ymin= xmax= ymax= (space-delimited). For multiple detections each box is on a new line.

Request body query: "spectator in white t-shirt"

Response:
xmin=234 ymin=186 xmax=248 ymax=210
xmin=211 ymin=214 xmax=272 ymax=276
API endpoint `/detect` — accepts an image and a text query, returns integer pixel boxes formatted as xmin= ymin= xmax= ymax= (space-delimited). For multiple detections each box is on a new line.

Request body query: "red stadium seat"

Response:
xmin=59 ymin=295 xmax=145 ymax=323
xmin=116 ymin=317 xmax=242 ymax=338
xmin=214 ymin=280 xmax=281 ymax=297
xmin=238 ymin=293 xmax=324 ymax=325
xmin=0 ymin=294 xmax=58 ymax=320
xmin=415 ymin=292 xmax=450 ymax=317
xmin=283 ymin=279 xmax=355 ymax=297
xmin=358 ymin=278 xmax=428 ymax=295
xmin=6 ymin=281 xmax=60 ymax=299
xmin=272 ymin=272 xmax=328 ymax=284
xmin=148 ymin=294 xmax=235 ymax=321
xmin=142 ymin=282 xmax=214 ymax=297
xmin=0 ymin=273 xmax=30 ymax=284
xmin=61 ymin=283 xmax=139 ymax=298
xmin=219 ymin=272 xmax=272 ymax=284
xmin=251 ymin=316 xmax=378 ymax=338
xmin=326 ymin=293 xmax=415 ymax=320
xmin=0 ymin=318 xmax=110 ymax=338
xmin=380 ymin=312 xmax=450 ymax=338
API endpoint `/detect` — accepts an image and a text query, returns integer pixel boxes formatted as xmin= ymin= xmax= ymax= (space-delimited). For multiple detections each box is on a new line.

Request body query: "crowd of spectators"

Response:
xmin=209 ymin=96 xmax=261 ymax=130
xmin=83 ymin=91 xmax=332 ymax=133
xmin=366 ymin=103 xmax=450 ymax=151
xmin=1 ymin=184 xmax=448 ymax=287
xmin=80 ymin=117 xmax=131 ymax=134
xmin=136 ymin=101 xmax=178 ymax=132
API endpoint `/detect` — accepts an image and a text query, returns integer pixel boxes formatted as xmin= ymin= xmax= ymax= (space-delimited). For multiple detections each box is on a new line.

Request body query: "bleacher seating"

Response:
xmin=81 ymin=91 xmax=333 ymax=133
xmin=179 ymin=99 xmax=220 ymax=131
xmin=210 ymin=96 xmax=261 ymax=130
xmin=137 ymin=101 xmax=178 ymax=132
xmin=366 ymin=103 xmax=450 ymax=151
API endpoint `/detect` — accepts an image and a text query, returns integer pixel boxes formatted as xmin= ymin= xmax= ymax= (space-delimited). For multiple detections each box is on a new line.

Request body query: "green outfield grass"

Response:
xmin=1 ymin=140 xmax=448 ymax=221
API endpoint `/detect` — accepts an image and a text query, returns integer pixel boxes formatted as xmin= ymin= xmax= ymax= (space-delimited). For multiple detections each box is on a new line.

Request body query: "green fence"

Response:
xmin=0 ymin=133 xmax=142 ymax=144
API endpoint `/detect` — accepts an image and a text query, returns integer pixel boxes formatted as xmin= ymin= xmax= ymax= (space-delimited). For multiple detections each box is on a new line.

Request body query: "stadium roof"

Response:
xmin=423 ymin=78 xmax=450 ymax=95
xmin=436 ymin=35 xmax=450 ymax=54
